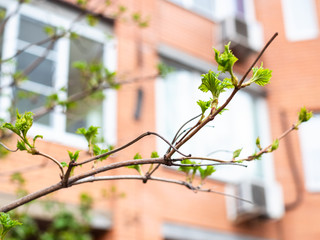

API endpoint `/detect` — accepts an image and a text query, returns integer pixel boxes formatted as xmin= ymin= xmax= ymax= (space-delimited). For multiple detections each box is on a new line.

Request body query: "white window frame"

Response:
xmin=281 ymin=0 xmax=319 ymax=42
xmin=0 ymin=0 xmax=117 ymax=149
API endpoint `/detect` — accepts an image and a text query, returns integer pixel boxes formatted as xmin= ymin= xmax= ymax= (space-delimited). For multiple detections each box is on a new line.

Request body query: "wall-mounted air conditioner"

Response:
xmin=219 ymin=16 xmax=264 ymax=59
xmin=225 ymin=180 xmax=284 ymax=224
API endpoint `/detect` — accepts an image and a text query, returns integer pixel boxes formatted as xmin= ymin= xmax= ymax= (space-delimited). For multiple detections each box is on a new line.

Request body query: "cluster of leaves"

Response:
xmin=0 ymin=111 xmax=42 ymax=154
xmin=178 ymin=159 xmax=216 ymax=185
xmin=46 ymin=62 xmax=118 ymax=110
xmin=127 ymin=151 xmax=159 ymax=176
xmin=197 ymin=43 xmax=272 ymax=120
xmin=3 ymin=193 xmax=94 ymax=240
xmin=61 ymin=126 xmax=114 ymax=170
xmin=0 ymin=212 xmax=22 ymax=240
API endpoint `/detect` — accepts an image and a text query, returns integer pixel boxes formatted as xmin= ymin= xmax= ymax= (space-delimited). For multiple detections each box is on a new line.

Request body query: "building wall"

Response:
xmin=1 ymin=0 xmax=320 ymax=240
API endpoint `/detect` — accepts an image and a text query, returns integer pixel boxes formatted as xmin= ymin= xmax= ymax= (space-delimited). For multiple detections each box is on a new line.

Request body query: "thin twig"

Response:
xmin=0 ymin=142 xmax=18 ymax=152
xmin=35 ymin=151 xmax=65 ymax=177
xmin=75 ymin=131 xmax=190 ymax=166
xmin=170 ymin=162 xmax=247 ymax=168
xmin=70 ymin=175 xmax=252 ymax=204
xmin=167 ymin=113 xmax=202 ymax=153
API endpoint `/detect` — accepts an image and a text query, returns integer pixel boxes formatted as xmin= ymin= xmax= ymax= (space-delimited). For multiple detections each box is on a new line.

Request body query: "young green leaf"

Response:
xmin=43 ymin=26 xmax=55 ymax=36
xmin=250 ymin=63 xmax=272 ymax=86
xmin=256 ymin=137 xmax=262 ymax=150
xmin=76 ymin=126 xmax=100 ymax=147
xmin=150 ymin=151 xmax=159 ymax=158
xmin=197 ymin=100 xmax=211 ymax=115
xmin=270 ymin=139 xmax=279 ymax=152
xmin=0 ymin=212 xmax=22 ymax=240
xmin=199 ymin=71 xmax=223 ymax=99
xmin=15 ymin=111 xmax=34 ymax=137
xmin=233 ymin=148 xmax=242 ymax=159
xmin=92 ymin=144 xmax=109 ymax=161
xmin=61 ymin=162 xmax=68 ymax=167
xmin=17 ymin=140 xmax=27 ymax=151
xmin=199 ymin=165 xmax=216 ymax=181
xmin=68 ymin=150 xmax=80 ymax=162
xmin=127 ymin=153 xmax=143 ymax=175
xmin=33 ymin=135 xmax=43 ymax=147
xmin=1 ymin=123 xmax=20 ymax=136
xmin=214 ymin=43 xmax=238 ymax=74
xmin=178 ymin=159 xmax=194 ymax=175
xmin=298 ymin=107 xmax=313 ymax=123
xmin=86 ymin=14 xmax=98 ymax=26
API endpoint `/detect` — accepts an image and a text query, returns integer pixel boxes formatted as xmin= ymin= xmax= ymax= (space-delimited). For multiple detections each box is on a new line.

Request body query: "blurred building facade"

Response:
xmin=0 ymin=0 xmax=320 ymax=239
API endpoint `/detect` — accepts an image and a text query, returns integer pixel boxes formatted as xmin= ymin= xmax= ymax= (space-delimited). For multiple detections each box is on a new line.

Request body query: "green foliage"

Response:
xmin=197 ymin=100 xmax=211 ymax=116
xmin=1 ymin=111 xmax=41 ymax=154
xmin=0 ymin=9 xmax=6 ymax=20
xmin=131 ymin=12 xmax=149 ymax=28
xmin=0 ymin=212 xmax=22 ymax=240
xmin=43 ymin=26 xmax=55 ymax=37
xmin=255 ymin=137 xmax=262 ymax=150
xmin=270 ymin=139 xmax=279 ymax=152
xmin=76 ymin=126 xmax=99 ymax=147
xmin=76 ymin=0 xmax=87 ymax=7
xmin=249 ymin=63 xmax=272 ymax=86
xmin=92 ymin=145 xmax=110 ymax=161
xmin=232 ymin=148 xmax=242 ymax=159
xmin=79 ymin=193 xmax=93 ymax=221
xmin=67 ymin=150 xmax=80 ymax=162
xmin=298 ymin=107 xmax=313 ymax=123
xmin=86 ymin=14 xmax=98 ymax=27
xmin=72 ymin=61 xmax=118 ymax=90
xmin=199 ymin=71 xmax=233 ymax=101
xmin=199 ymin=165 xmax=216 ymax=182
xmin=12 ymin=71 xmax=27 ymax=83
xmin=150 ymin=151 xmax=159 ymax=158
xmin=6 ymin=193 xmax=94 ymax=240
xmin=178 ymin=159 xmax=216 ymax=183
xmin=127 ymin=153 xmax=143 ymax=175
xmin=157 ymin=62 xmax=174 ymax=78
xmin=214 ymin=42 xmax=238 ymax=85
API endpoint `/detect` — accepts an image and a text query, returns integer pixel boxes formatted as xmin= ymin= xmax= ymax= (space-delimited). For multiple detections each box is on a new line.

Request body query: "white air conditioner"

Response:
xmin=225 ymin=180 xmax=284 ymax=224
xmin=220 ymin=16 xmax=263 ymax=58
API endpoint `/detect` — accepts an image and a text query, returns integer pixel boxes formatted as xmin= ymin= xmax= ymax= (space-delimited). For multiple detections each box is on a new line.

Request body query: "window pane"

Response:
xmin=14 ymin=88 xmax=51 ymax=126
xmin=17 ymin=52 xmax=55 ymax=87
xmin=19 ymin=15 xmax=52 ymax=47
xmin=66 ymin=36 xmax=104 ymax=133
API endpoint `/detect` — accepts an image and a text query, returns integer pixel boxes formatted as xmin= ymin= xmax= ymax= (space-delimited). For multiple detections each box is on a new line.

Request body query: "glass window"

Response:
xmin=156 ymin=61 xmax=269 ymax=182
xmin=66 ymin=36 xmax=104 ymax=133
xmin=299 ymin=113 xmax=320 ymax=192
xmin=282 ymin=0 xmax=318 ymax=41
xmin=15 ymin=16 xmax=56 ymax=127
xmin=169 ymin=0 xmax=215 ymax=18
xmin=0 ymin=2 xmax=116 ymax=147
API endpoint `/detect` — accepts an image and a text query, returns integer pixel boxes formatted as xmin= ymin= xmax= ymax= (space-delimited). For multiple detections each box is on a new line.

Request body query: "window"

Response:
xmin=168 ymin=0 xmax=215 ymax=19
xmin=282 ymin=0 xmax=319 ymax=41
xmin=299 ymin=113 xmax=320 ymax=192
xmin=0 ymin=1 xmax=117 ymax=148
xmin=156 ymin=59 xmax=273 ymax=183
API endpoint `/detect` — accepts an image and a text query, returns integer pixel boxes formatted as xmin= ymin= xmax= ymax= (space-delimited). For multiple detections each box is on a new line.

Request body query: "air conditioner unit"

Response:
xmin=220 ymin=16 xmax=263 ymax=58
xmin=225 ymin=180 xmax=284 ymax=224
